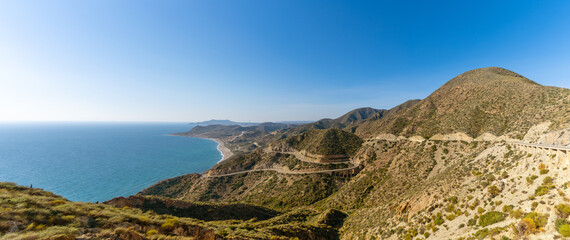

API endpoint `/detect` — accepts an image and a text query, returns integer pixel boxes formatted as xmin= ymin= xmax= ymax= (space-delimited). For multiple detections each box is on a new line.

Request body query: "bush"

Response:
xmin=477 ymin=207 xmax=485 ymax=214
xmin=531 ymin=202 xmax=539 ymax=211
xmin=521 ymin=212 xmax=548 ymax=233
xmin=543 ymin=176 xmax=553 ymax=185
xmin=479 ymin=211 xmax=507 ymax=227
xmin=509 ymin=208 xmax=524 ymax=218
xmin=448 ymin=196 xmax=458 ymax=204
xmin=161 ymin=218 xmax=179 ymax=232
xmin=473 ymin=228 xmax=489 ymax=239
xmin=526 ymin=175 xmax=538 ymax=184
xmin=434 ymin=213 xmax=444 ymax=225
xmin=540 ymin=169 xmax=549 ymax=175
xmin=502 ymin=205 xmax=514 ymax=213
xmin=556 ymin=219 xmax=570 ymax=237
xmin=467 ymin=217 xmax=477 ymax=226
xmin=488 ymin=185 xmax=501 ymax=197
xmin=535 ymin=185 xmax=554 ymax=196
xmin=556 ymin=204 xmax=570 ymax=218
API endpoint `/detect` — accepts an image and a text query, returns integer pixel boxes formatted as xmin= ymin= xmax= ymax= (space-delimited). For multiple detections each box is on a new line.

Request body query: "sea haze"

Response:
xmin=0 ymin=122 xmax=221 ymax=202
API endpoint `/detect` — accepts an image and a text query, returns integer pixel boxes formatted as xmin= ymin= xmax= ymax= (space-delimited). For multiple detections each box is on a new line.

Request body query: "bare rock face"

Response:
xmin=397 ymin=136 xmax=408 ymax=141
xmin=430 ymin=132 xmax=473 ymax=142
xmin=375 ymin=133 xmax=398 ymax=141
xmin=429 ymin=134 xmax=444 ymax=141
xmin=408 ymin=136 xmax=425 ymax=142
xmin=443 ymin=132 xmax=474 ymax=142
xmin=527 ymin=123 xmax=570 ymax=146
xmin=475 ymin=132 xmax=498 ymax=141
xmin=523 ymin=122 xmax=552 ymax=143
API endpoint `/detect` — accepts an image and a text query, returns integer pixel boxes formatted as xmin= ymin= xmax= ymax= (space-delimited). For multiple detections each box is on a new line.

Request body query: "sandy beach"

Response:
xmin=207 ymin=138 xmax=233 ymax=162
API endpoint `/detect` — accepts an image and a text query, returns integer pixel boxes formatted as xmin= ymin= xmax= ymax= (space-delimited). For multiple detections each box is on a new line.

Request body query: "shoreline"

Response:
xmin=168 ymin=134 xmax=234 ymax=162
xmin=205 ymin=137 xmax=234 ymax=162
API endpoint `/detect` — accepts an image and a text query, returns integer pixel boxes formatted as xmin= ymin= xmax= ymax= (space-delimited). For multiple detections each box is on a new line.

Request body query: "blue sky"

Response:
xmin=1 ymin=1 xmax=570 ymax=122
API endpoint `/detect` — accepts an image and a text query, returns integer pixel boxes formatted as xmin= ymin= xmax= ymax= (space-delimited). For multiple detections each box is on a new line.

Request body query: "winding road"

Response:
xmin=205 ymin=150 xmax=361 ymax=178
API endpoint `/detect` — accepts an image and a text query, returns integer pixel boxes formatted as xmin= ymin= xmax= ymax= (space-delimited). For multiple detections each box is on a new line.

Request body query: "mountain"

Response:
xmin=355 ymin=67 xmax=570 ymax=139
xmin=138 ymin=67 xmax=570 ymax=239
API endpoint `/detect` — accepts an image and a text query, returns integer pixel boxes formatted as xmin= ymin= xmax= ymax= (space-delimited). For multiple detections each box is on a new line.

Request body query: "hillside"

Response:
xmin=279 ymin=129 xmax=363 ymax=156
xmin=355 ymin=67 xmax=570 ymax=139
xmin=294 ymin=107 xmax=384 ymax=131
xmin=0 ymin=182 xmax=339 ymax=239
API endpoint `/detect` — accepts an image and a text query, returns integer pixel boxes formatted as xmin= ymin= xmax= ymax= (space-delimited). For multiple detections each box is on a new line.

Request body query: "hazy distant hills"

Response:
xmin=189 ymin=119 xmax=313 ymax=127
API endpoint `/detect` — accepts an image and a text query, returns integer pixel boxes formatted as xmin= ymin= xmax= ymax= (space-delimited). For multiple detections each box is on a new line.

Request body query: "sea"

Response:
xmin=0 ymin=122 xmax=221 ymax=202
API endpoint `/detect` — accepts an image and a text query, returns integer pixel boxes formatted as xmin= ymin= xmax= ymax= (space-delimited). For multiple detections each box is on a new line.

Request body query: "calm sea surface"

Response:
xmin=0 ymin=122 xmax=220 ymax=202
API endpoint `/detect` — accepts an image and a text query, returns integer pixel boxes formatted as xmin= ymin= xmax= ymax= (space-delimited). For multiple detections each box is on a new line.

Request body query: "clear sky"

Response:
xmin=1 ymin=1 xmax=570 ymax=122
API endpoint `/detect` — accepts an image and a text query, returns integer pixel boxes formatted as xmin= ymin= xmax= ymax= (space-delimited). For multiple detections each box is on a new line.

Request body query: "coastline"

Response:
xmin=168 ymin=134 xmax=234 ymax=163
xmin=206 ymin=138 xmax=234 ymax=162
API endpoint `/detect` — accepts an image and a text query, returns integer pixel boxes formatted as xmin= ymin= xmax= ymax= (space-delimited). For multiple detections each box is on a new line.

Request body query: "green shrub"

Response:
xmin=448 ymin=196 xmax=458 ymax=204
xmin=502 ymin=205 xmax=513 ymax=213
xmin=540 ymin=169 xmax=549 ymax=175
xmin=556 ymin=204 xmax=570 ymax=218
xmin=161 ymin=218 xmax=179 ymax=232
xmin=524 ymin=212 xmax=548 ymax=229
xmin=467 ymin=217 xmax=477 ymax=226
xmin=509 ymin=208 xmax=524 ymax=218
xmin=526 ymin=175 xmax=538 ymax=184
xmin=556 ymin=219 xmax=570 ymax=237
xmin=543 ymin=176 xmax=553 ymax=185
xmin=473 ymin=228 xmax=489 ymax=239
xmin=535 ymin=185 xmax=554 ymax=196
xmin=477 ymin=207 xmax=485 ymax=214
xmin=434 ymin=213 xmax=444 ymax=225
xmin=479 ymin=211 xmax=507 ymax=227
xmin=488 ymin=185 xmax=501 ymax=197
xmin=531 ymin=202 xmax=539 ymax=211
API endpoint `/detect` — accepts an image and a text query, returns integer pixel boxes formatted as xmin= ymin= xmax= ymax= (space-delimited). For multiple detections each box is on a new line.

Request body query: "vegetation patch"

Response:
xmin=478 ymin=211 xmax=507 ymax=227
xmin=556 ymin=219 xmax=570 ymax=237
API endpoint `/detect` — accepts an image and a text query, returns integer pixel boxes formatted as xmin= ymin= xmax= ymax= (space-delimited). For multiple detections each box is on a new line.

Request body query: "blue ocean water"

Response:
xmin=0 ymin=122 xmax=221 ymax=202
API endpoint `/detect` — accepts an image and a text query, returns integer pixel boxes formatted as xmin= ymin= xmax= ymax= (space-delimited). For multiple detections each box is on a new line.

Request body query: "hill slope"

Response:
xmin=355 ymin=67 xmax=570 ymax=138
xmin=280 ymin=129 xmax=364 ymax=156
xmin=0 ymin=182 xmax=339 ymax=239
